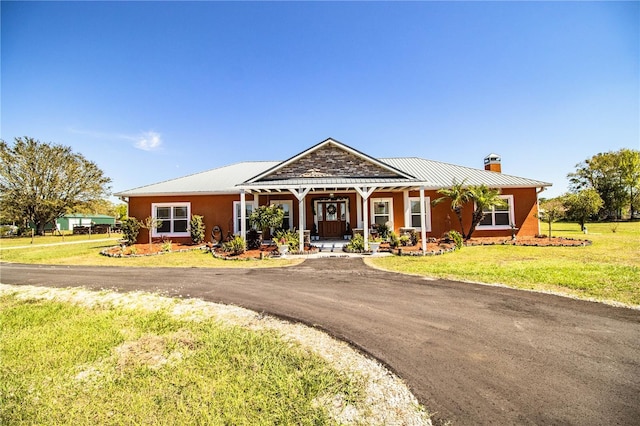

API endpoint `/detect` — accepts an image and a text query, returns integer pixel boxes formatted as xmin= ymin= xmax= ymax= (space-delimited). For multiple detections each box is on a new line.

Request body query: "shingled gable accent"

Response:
xmin=245 ymin=138 xmax=415 ymax=183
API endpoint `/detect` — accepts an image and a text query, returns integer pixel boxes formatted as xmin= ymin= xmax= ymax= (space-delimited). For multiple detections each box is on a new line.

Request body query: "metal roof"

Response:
xmin=116 ymin=156 xmax=550 ymax=197
xmin=379 ymin=157 xmax=550 ymax=188
xmin=114 ymin=161 xmax=279 ymax=197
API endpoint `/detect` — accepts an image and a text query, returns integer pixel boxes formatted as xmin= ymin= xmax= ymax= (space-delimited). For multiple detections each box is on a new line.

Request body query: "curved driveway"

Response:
xmin=2 ymin=258 xmax=639 ymax=425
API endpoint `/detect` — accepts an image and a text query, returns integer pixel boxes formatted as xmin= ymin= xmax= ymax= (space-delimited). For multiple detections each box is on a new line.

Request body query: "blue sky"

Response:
xmin=2 ymin=1 xmax=638 ymax=200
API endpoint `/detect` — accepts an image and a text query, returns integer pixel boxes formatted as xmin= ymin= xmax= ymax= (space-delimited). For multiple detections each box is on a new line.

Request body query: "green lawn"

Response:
xmin=370 ymin=222 xmax=640 ymax=306
xmin=0 ymin=232 xmax=117 ymax=248
xmin=0 ymin=292 xmax=363 ymax=425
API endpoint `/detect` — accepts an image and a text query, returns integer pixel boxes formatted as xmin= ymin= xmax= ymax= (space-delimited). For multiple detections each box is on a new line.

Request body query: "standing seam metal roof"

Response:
xmin=115 ymin=157 xmax=550 ymax=197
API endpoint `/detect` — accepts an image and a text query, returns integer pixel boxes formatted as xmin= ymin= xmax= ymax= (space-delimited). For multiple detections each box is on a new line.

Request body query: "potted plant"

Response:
xmin=311 ymin=223 xmax=319 ymax=241
xmin=369 ymin=235 xmax=382 ymax=254
xmin=344 ymin=222 xmax=352 ymax=240
xmin=277 ymin=237 xmax=289 ymax=256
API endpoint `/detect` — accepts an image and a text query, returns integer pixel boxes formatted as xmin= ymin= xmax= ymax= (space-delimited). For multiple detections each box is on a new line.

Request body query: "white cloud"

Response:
xmin=133 ymin=131 xmax=162 ymax=151
xmin=67 ymin=127 xmax=163 ymax=152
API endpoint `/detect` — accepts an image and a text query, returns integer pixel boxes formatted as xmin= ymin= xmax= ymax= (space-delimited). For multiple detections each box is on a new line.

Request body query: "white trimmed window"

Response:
xmin=476 ymin=195 xmax=514 ymax=230
xmin=407 ymin=197 xmax=431 ymax=231
xmin=152 ymin=203 xmax=190 ymax=237
xmin=371 ymin=198 xmax=394 ymax=227
xmin=272 ymin=200 xmax=293 ymax=230
xmin=233 ymin=200 xmax=257 ymax=234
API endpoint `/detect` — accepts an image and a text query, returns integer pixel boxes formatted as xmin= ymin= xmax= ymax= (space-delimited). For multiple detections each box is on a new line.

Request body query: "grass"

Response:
xmin=0 ymin=232 xmax=115 ymax=248
xmin=0 ymin=292 xmax=363 ymax=425
xmin=369 ymin=222 xmax=640 ymax=307
xmin=0 ymin=239 xmax=301 ymax=268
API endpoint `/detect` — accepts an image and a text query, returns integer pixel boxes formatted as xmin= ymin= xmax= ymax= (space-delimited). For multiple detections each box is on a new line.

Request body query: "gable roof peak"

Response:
xmin=243 ymin=137 xmax=416 ymax=183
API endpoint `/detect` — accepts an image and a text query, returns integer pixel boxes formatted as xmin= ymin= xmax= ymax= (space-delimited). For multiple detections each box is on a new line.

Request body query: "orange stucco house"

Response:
xmin=115 ymin=138 xmax=550 ymax=249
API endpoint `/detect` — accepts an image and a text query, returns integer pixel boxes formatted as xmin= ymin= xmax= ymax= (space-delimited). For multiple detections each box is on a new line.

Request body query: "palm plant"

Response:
xmin=433 ymin=179 xmax=471 ymax=235
xmin=466 ymin=185 xmax=506 ymax=240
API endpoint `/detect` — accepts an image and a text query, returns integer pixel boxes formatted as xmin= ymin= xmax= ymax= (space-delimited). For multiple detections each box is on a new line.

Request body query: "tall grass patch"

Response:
xmin=0 ymin=294 xmax=361 ymax=425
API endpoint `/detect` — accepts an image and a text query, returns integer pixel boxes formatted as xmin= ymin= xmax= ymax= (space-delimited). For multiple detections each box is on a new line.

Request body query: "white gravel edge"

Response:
xmin=0 ymin=283 xmax=431 ymax=426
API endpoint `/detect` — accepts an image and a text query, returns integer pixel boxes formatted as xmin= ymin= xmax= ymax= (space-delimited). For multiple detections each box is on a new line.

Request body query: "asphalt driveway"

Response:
xmin=2 ymin=258 xmax=639 ymax=425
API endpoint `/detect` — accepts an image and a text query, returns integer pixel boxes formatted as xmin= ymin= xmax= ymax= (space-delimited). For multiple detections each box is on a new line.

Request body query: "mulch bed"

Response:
xmin=463 ymin=236 xmax=591 ymax=247
xmin=102 ymin=235 xmax=591 ymax=259
xmin=101 ymin=242 xmax=206 ymax=257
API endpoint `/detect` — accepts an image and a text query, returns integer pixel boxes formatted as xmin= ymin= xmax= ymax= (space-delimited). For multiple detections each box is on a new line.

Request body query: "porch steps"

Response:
xmin=314 ymin=240 xmax=348 ymax=253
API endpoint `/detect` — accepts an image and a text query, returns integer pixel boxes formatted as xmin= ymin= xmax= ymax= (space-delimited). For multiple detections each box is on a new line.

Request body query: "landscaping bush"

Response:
xmin=345 ymin=233 xmax=365 ymax=252
xmin=388 ymin=231 xmax=399 ymax=248
xmin=444 ymin=230 xmax=463 ymax=250
xmin=223 ymin=236 xmax=246 ymax=255
xmin=274 ymin=229 xmax=300 ymax=252
xmin=121 ymin=218 xmax=141 ymax=245
xmin=190 ymin=215 xmax=205 ymax=244
xmin=246 ymin=229 xmax=262 ymax=250
xmin=399 ymin=235 xmax=412 ymax=247
xmin=375 ymin=222 xmax=391 ymax=239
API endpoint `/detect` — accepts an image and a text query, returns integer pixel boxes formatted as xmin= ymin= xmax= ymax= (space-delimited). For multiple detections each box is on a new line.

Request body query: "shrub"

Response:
xmin=445 ymin=230 xmax=463 ymax=250
xmin=190 ymin=215 xmax=205 ymax=244
xmin=274 ymin=229 xmax=300 ymax=252
xmin=409 ymin=230 xmax=419 ymax=246
xmin=121 ymin=218 xmax=141 ymax=245
xmin=345 ymin=233 xmax=365 ymax=252
xmin=399 ymin=235 xmax=411 ymax=246
xmin=387 ymin=231 xmax=399 ymax=248
xmin=375 ymin=222 xmax=391 ymax=239
xmin=246 ymin=229 xmax=262 ymax=249
xmin=161 ymin=240 xmax=172 ymax=252
xmin=223 ymin=236 xmax=246 ymax=255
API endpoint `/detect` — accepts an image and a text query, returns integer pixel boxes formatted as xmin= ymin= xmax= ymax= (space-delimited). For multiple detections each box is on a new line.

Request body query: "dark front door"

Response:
xmin=318 ymin=201 xmax=346 ymax=238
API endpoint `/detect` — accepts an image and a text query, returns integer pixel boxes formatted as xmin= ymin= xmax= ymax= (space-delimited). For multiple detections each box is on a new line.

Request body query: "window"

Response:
xmin=272 ymin=200 xmax=293 ymax=230
xmin=371 ymin=198 xmax=393 ymax=227
xmin=233 ymin=201 xmax=255 ymax=234
xmin=152 ymin=203 xmax=190 ymax=237
xmin=476 ymin=195 xmax=514 ymax=229
xmin=408 ymin=197 xmax=431 ymax=231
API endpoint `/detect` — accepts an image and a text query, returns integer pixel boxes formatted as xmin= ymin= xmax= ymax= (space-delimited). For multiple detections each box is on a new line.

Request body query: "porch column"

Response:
xmin=240 ymin=189 xmax=247 ymax=241
xmin=356 ymin=192 xmax=363 ymax=228
xmin=420 ymin=186 xmax=427 ymax=255
xmin=354 ymin=186 xmax=376 ymax=252
xmin=289 ymin=187 xmax=312 ymax=251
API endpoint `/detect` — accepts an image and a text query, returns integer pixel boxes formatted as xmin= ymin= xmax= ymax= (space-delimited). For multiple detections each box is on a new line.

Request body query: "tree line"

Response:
xmin=540 ymin=148 xmax=640 ymax=232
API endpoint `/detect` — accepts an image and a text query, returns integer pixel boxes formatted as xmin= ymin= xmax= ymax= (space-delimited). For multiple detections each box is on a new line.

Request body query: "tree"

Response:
xmin=618 ymin=149 xmax=640 ymax=217
xmin=114 ymin=204 xmax=128 ymax=221
xmin=538 ymin=198 xmax=566 ymax=239
xmin=433 ymin=179 xmax=471 ymax=235
xmin=0 ymin=137 xmax=111 ymax=234
xmin=75 ymin=198 xmax=118 ymax=217
xmin=465 ymin=185 xmax=506 ymax=240
xmin=141 ymin=216 xmax=162 ymax=249
xmin=249 ymin=204 xmax=284 ymax=238
xmin=568 ymin=149 xmax=640 ymax=219
xmin=563 ymin=189 xmax=603 ymax=231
